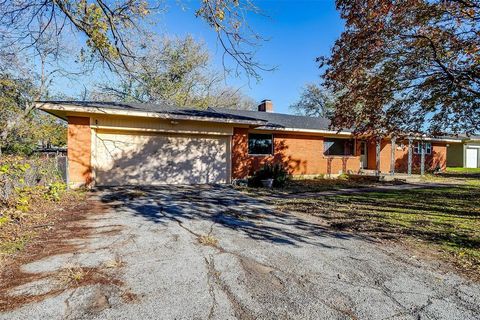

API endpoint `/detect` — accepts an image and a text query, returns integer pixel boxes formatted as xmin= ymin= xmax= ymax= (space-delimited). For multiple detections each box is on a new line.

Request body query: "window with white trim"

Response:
xmin=413 ymin=142 xmax=432 ymax=155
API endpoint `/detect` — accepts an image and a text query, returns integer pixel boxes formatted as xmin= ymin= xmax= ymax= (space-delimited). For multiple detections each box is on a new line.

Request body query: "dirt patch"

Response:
xmin=0 ymin=198 xmax=127 ymax=312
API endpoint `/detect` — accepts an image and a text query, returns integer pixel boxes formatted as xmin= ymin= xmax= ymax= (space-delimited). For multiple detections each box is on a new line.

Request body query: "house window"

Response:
xmin=413 ymin=142 xmax=432 ymax=155
xmin=248 ymin=134 xmax=273 ymax=155
xmin=324 ymin=138 xmax=355 ymax=156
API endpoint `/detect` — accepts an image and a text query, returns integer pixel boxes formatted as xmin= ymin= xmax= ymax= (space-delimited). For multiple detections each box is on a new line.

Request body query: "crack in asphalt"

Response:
xmin=204 ymin=255 xmax=218 ymax=320
xmin=63 ymin=288 xmax=77 ymax=320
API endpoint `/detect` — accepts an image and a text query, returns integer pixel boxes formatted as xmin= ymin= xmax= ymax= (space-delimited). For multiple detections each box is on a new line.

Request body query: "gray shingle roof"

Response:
xmin=209 ymin=108 xmax=333 ymax=131
xmin=40 ymin=101 xmax=333 ymax=131
xmin=40 ymin=101 xmax=268 ymax=124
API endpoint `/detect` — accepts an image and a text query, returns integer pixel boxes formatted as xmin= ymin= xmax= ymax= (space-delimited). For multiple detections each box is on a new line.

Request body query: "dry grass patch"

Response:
xmin=239 ymin=177 xmax=403 ymax=197
xmin=57 ymin=265 xmax=88 ymax=285
xmin=198 ymin=234 xmax=219 ymax=247
xmin=103 ymin=256 xmax=125 ymax=269
xmin=127 ymin=190 xmax=148 ymax=199
xmin=0 ymin=197 xmax=124 ymax=312
xmin=0 ymin=190 xmax=86 ymax=259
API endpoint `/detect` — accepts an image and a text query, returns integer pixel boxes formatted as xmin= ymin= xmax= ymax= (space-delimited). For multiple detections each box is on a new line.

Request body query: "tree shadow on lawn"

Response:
xmin=96 ymin=185 xmax=362 ymax=248
xmin=437 ymin=172 xmax=480 ymax=179
xmin=293 ymin=186 xmax=480 ymax=255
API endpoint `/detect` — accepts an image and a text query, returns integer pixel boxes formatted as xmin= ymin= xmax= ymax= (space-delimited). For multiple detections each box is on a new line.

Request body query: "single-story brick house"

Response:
xmin=38 ymin=100 xmax=461 ymax=187
xmin=447 ymin=135 xmax=480 ymax=168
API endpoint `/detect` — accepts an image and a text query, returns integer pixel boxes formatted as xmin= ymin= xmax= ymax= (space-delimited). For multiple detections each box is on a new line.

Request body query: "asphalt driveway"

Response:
xmin=1 ymin=185 xmax=479 ymax=319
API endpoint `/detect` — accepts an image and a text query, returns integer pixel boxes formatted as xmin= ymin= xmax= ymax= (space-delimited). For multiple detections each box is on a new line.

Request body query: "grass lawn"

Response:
xmin=239 ymin=176 xmax=401 ymax=197
xmin=274 ymin=180 xmax=480 ymax=278
xmin=446 ymin=167 xmax=480 ymax=174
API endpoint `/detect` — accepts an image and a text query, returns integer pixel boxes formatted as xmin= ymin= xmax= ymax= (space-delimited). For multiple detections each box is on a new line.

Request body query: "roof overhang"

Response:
xmin=254 ymin=126 xmax=353 ymax=136
xmin=36 ymin=102 xmax=268 ymax=126
xmin=424 ymin=137 xmax=464 ymax=143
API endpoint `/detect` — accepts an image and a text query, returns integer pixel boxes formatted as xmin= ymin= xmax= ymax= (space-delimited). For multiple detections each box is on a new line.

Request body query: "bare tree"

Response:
xmin=93 ymin=36 xmax=256 ymax=109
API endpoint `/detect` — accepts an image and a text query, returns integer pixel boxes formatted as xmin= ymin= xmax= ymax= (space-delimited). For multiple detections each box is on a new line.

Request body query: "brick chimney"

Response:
xmin=258 ymin=99 xmax=273 ymax=112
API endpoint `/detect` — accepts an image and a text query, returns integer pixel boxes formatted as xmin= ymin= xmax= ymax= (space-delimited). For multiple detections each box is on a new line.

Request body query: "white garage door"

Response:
xmin=93 ymin=130 xmax=229 ymax=185
xmin=466 ymin=148 xmax=479 ymax=168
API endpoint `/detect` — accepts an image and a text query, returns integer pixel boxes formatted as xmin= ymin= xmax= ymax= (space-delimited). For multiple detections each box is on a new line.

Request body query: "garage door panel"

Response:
xmin=94 ymin=131 xmax=228 ymax=185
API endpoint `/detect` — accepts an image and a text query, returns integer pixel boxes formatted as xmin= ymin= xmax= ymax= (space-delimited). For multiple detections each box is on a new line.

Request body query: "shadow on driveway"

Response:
xmin=96 ymin=185 xmax=361 ymax=248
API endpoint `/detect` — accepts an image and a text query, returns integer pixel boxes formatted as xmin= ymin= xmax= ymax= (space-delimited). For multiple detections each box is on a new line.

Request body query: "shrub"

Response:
xmin=249 ymin=163 xmax=289 ymax=188
xmin=45 ymin=182 xmax=67 ymax=201
xmin=0 ymin=156 xmax=67 ymax=220
xmin=337 ymin=173 xmax=349 ymax=180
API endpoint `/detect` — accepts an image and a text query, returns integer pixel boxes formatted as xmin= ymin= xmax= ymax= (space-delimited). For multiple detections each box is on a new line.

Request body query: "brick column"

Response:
xmin=67 ymin=116 xmax=92 ymax=188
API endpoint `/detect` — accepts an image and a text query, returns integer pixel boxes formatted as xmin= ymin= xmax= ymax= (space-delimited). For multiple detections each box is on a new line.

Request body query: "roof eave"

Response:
xmin=36 ymin=103 xmax=267 ymax=126
xmin=253 ymin=126 xmax=353 ymax=135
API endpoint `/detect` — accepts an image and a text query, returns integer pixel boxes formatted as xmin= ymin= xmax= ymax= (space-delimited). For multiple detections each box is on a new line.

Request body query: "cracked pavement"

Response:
xmin=1 ymin=185 xmax=479 ymax=319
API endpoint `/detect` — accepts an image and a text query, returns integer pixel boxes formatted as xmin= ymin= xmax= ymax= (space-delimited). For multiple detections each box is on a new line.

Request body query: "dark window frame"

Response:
xmin=248 ymin=133 xmax=273 ymax=156
xmin=323 ymin=138 xmax=355 ymax=157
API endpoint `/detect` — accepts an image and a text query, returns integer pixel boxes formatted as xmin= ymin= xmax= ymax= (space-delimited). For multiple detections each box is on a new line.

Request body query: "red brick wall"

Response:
xmin=231 ymin=128 xmax=361 ymax=179
xmin=366 ymin=138 xmax=447 ymax=173
xmin=67 ymin=116 xmax=92 ymax=186
xmin=393 ymin=141 xmax=447 ymax=173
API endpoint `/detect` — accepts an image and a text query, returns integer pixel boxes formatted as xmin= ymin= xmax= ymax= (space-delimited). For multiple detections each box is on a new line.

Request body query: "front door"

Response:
xmin=360 ymin=141 xmax=368 ymax=169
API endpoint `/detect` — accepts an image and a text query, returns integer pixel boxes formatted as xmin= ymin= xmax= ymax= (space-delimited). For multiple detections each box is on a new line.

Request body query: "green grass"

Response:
xmin=275 ymin=184 xmax=480 ymax=276
xmin=446 ymin=167 xmax=480 ymax=174
xmin=240 ymin=177 xmax=389 ymax=197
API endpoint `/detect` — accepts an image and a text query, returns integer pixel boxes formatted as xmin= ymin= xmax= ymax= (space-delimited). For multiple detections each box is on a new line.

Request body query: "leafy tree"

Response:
xmin=33 ymin=113 xmax=67 ymax=149
xmin=0 ymin=25 xmax=76 ymax=155
xmin=0 ymin=75 xmax=37 ymax=154
xmin=0 ymin=74 xmax=66 ymax=155
xmin=290 ymin=83 xmax=335 ymax=118
xmin=321 ymin=0 xmax=480 ymax=135
xmin=94 ymin=36 xmax=256 ymax=109
xmin=0 ymin=0 xmax=264 ymax=78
